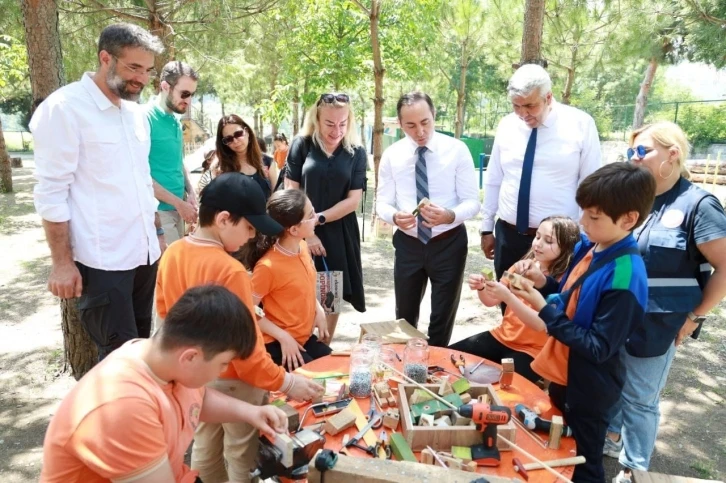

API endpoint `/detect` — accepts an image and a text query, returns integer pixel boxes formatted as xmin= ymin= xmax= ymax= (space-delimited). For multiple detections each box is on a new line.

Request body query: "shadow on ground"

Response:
xmin=0 ymin=255 xmax=52 ymax=324
xmin=0 ymin=167 xmax=39 ymax=235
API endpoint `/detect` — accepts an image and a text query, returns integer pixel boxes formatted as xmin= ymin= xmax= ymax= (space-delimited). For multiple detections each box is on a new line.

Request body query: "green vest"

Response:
xmin=147 ymin=103 xmax=184 ymax=211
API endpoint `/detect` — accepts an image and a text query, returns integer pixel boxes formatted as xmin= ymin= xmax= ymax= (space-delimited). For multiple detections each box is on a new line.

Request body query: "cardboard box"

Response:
xmin=397 ymin=383 xmax=516 ymax=452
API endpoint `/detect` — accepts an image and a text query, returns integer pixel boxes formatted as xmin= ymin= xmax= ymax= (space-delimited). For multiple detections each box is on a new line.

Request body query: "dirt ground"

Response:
xmin=1 ymin=158 xmax=724 ymax=482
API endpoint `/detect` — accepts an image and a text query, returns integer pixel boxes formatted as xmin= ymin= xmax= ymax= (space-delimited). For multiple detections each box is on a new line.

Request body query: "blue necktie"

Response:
xmin=415 ymin=146 xmax=432 ymax=244
xmin=516 ymin=128 xmax=538 ymax=234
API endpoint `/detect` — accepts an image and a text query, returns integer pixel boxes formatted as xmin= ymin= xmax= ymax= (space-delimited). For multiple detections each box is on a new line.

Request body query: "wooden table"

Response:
xmin=292 ymin=345 xmax=577 ymax=482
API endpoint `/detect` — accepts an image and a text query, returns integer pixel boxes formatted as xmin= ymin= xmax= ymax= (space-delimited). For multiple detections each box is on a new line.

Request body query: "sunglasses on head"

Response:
xmin=318 ymin=93 xmax=350 ymax=105
xmin=627 ymin=145 xmax=653 ymax=159
xmin=222 ymin=128 xmax=248 ymax=146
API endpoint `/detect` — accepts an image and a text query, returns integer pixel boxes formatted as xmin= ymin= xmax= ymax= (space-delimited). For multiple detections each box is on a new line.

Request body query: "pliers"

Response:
xmin=373 ymin=430 xmax=393 ymax=459
xmin=450 ymin=353 xmax=466 ymax=375
xmin=366 ymin=393 xmax=383 ymax=429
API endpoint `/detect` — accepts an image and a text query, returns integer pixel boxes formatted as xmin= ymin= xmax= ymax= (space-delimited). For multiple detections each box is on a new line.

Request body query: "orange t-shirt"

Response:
xmin=156 ymin=237 xmax=286 ymax=391
xmin=40 ymin=340 xmax=204 ymax=483
xmin=530 ymin=249 xmax=594 ymax=386
xmin=490 ymin=264 xmax=551 ymax=359
xmin=252 ymin=241 xmax=317 ymax=345
xmin=274 ymin=146 xmax=289 ymax=170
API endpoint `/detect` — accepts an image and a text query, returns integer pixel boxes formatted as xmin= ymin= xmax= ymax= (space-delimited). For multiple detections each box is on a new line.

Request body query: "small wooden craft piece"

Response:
xmin=382 ymin=407 xmax=400 ymax=430
xmin=279 ymin=403 xmax=300 ymax=433
xmin=412 ymin=197 xmax=431 ymax=216
xmin=549 ymin=415 xmax=564 ymax=450
xmin=477 ymin=393 xmax=491 ymax=404
xmin=269 ymin=433 xmax=294 ymax=468
xmin=438 ymin=376 xmax=454 ymax=396
xmin=420 ymin=447 xmax=435 ymax=465
xmin=433 ymin=415 xmax=452 ymax=427
xmin=419 ymin=414 xmax=435 ymax=426
xmin=451 ymin=446 xmax=473 ymax=463
xmin=324 ymin=407 xmax=357 ymax=436
xmin=452 ymin=378 xmax=470 ymax=395
xmin=460 ymin=393 xmax=472 ymax=405
xmin=503 ymin=270 xmax=525 ymax=289
xmin=451 ymin=411 xmax=471 ymax=426
xmin=481 ymin=267 xmax=495 ymax=281
xmin=499 ymin=358 xmax=514 ymax=389
xmin=390 ymin=432 xmax=417 ymax=462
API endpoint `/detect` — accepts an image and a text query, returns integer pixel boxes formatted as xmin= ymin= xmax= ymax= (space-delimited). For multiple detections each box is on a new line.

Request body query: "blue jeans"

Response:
xmin=607 ymin=342 xmax=677 ymax=470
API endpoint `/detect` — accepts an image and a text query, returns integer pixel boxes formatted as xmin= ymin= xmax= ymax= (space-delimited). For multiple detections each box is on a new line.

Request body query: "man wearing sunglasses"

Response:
xmin=147 ymin=61 xmax=200 ymax=247
xmin=31 ymin=23 xmax=165 ymax=362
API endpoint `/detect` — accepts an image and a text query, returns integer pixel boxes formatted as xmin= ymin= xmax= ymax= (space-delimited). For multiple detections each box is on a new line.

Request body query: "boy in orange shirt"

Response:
xmin=156 ymin=173 xmax=323 ymax=482
xmin=41 ymin=285 xmax=287 ymax=483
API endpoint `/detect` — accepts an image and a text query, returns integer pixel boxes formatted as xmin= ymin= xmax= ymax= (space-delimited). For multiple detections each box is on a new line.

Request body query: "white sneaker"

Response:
xmin=603 ymin=436 xmax=623 ymax=458
xmin=613 ymin=469 xmax=632 ymax=483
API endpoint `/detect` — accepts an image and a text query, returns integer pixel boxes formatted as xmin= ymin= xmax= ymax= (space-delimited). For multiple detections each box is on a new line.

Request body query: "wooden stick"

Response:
xmin=426 ymin=445 xmax=448 ymax=469
xmin=511 ymin=415 xmax=548 ymax=448
xmin=498 ymin=435 xmax=574 ymax=483
xmin=522 ymin=456 xmax=586 ymax=471
xmin=380 ymin=362 xmax=457 ymax=409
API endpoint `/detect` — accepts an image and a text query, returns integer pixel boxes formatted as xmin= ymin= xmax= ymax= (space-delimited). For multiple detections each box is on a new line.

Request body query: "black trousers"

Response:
xmin=494 ymin=219 xmax=535 ymax=314
xmin=448 ymin=331 xmax=541 ymax=383
xmin=76 ymin=261 xmax=158 ymax=361
xmin=550 ymin=383 xmax=609 ymax=483
xmin=265 ymin=334 xmax=332 ymax=368
xmin=393 ymin=225 xmax=468 ymax=347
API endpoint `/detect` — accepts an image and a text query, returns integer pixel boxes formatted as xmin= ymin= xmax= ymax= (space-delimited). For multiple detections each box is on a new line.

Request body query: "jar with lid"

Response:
xmin=403 ymin=338 xmax=429 ymax=383
xmin=375 ymin=346 xmax=397 ymax=383
xmin=349 ymin=344 xmax=374 ymax=398
xmin=361 ymin=333 xmax=383 ymax=362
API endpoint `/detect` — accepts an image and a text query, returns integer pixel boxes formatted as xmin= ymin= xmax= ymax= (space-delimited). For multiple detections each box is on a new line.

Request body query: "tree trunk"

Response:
xmin=0 ymin=118 xmax=12 ymax=193
xmin=633 ymin=57 xmax=658 ymax=129
xmin=292 ymin=88 xmax=300 ymax=135
xmin=520 ymin=0 xmax=546 ymax=66
xmin=561 ymin=46 xmax=578 ymax=105
xmin=21 ymin=0 xmax=65 ymax=115
xmin=61 ymin=299 xmax=98 ymax=380
xmin=221 ymin=98 xmax=226 ymax=117
xmin=455 ymin=47 xmax=468 ymax=139
xmin=23 ymin=0 xmax=98 ymax=378
xmin=369 ymin=0 xmax=385 ymax=228
xmin=359 ymin=93 xmax=366 ymax=150
xmin=258 ymin=111 xmax=264 ymax=139
xmin=148 ymin=9 xmax=173 ymax=93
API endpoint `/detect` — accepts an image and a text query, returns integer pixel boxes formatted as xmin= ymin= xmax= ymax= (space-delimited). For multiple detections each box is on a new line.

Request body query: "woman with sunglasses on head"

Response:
xmin=284 ymin=93 xmax=367 ymax=343
xmin=198 ymin=114 xmax=271 ymax=199
xmin=605 ymin=122 xmax=726 ymax=483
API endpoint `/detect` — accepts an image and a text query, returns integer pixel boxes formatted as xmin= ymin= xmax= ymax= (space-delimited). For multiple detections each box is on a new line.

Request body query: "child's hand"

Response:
xmin=512 ymin=259 xmax=547 ymax=288
xmin=468 ymin=273 xmax=486 ymax=291
xmin=313 ymin=311 xmax=329 ymax=342
xmin=287 ymin=374 xmax=325 ymax=401
xmin=484 ymin=280 xmax=515 ymax=304
xmin=511 ymin=281 xmax=547 ymax=311
xmin=252 ymin=405 xmax=288 ymax=439
xmin=279 ymin=332 xmax=306 ymax=372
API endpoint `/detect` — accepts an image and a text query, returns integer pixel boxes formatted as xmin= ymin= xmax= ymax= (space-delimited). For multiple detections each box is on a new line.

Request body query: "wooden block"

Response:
xmin=464 ymin=461 xmax=478 ymax=472
xmin=420 ymin=447 xmax=435 ymax=465
xmin=279 ymin=403 xmax=300 ymax=433
xmin=477 ymin=393 xmax=490 ymax=404
xmin=307 ymin=451 xmax=515 ymax=483
xmin=443 ymin=393 xmax=464 ymax=407
xmin=419 ymin=413 xmax=435 ymax=426
xmin=382 ymin=408 xmax=400 ymax=430
xmin=433 ymin=415 xmax=451 ymax=427
xmin=409 ymin=389 xmax=434 ymax=405
xmin=451 ymin=446 xmax=472 ymax=462
xmin=324 ymin=407 xmax=357 ymax=436
xmin=459 ymin=393 xmax=472 ymax=405
xmin=499 ymin=358 xmax=514 ymax=388
xmin=386 ymin=395 xmax=397 ymax=407
xmin=481 ymin=267 xmax=495 ymax=281
xmin=438 ymin=376 xmax=454 ymax=396
xmin=549 ymin=415 xmax=564 ymax=450
xmin=451 ymin=411 xmax=471 ymax=426
xmin=374 ymin=382 xmax=391 ymax=399
xmin=358 ymin=318 xmax=428 ymax=345
xmin=269 ymin=433 xmax=294 ymax=467
xmin=503 ymin=270 xmax=525 ymax=289
xmin=452 ymin=378 xmax=470 ymax=395
xmin=390 ymin=433 xmax=417 ymax=462
xmin=411 ymin=399 xmax=446 ymax=419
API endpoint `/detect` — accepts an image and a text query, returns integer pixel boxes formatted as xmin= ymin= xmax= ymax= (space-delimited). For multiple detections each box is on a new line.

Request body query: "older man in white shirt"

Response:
xmin=377 ymin=92 xmax=480 ymax=347
xmin=31 ymin=23 xmax=165 ymax=361
xmin=480 ymin=64 xmax=601 ymax=311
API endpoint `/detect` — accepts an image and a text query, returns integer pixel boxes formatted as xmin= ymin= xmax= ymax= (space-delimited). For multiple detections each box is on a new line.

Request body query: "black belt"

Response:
xmin=402 ymin=223 xmax=464 ymax=243
xmin=500 ymin=219 xmax=537 ymax=237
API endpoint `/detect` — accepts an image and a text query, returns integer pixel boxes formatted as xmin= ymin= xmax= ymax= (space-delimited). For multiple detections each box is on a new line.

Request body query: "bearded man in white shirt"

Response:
xmin=479 ymin=64 xmax=601 ymax=312
xmin=31 ymin=23 xmax=165 ymax=361
xmin=376 ymin=92 xmax=481 ymax=347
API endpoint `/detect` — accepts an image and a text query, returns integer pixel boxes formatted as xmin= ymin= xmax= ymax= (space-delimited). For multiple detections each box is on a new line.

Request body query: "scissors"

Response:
xmin=366 ymin=392 xmax=383 ymax=429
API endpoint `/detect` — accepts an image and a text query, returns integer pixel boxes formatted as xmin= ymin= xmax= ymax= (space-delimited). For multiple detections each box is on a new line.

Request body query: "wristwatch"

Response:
xmin=480 ymin=230 xmax=493 ymax=236
xmin=317 ymin=214 xmax=326 ymax=226
xmin=156 ymin=227 xmax=165 ymax=236
xmin=687 ymin=311 xmax=707 ymax=324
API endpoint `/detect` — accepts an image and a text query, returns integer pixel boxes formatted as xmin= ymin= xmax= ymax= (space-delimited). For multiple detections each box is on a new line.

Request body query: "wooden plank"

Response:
xmin=307 ymin=450 xmax=515 ymax=483
xmin=347 ymin=398 xmax=386 ymax=458
xmin=358 ymin=318 xmax=429 ymax=344
xmin=324 ymin=408 xmax=357 ymax=436
xmin=632 ymin=470 xmax=723 ymax=483
xmin=390 ymin=432 xmax=417 ymax=462
xmin=549 ymin=415 xmax=563 ymax=450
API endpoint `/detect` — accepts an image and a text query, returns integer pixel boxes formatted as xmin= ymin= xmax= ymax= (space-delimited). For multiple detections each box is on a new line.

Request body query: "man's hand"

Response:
xmin=251 ymin=405 xmax=288 ymax=439
xmin=420 ymin=203 xmax=455 ymax=228
xmin=393 ymin=211 xmax=416 ymax=230
xmin=480 ymin=234 xmax=495 ymax=259
xmin=306 ymin=234 xmax=327 ymax=257
xmin=48 ymin=261 xmax=83 ymax=299
xmin=158 ymin=235 xmax=168 ymax=255
xmin=512 ymin=259 xmax=547 ymax=289
xmin=287 ymin=375 xmax=325 ymax=401
xmin=279 ymin=332 xmax=306 ymax=372
xmin=187 ymin=190 xmax=198 ymax=210
xmin=176 ymin=200 xmax=198 ymax=224
xmin=510 ymin=280 xmax=547 ymax=311
xmin=675 ymin=318 xmax=700 ymax=346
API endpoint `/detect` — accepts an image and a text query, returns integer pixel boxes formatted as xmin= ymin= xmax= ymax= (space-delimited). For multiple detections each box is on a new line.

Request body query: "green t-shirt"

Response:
xmin=147 ymin=103 xmax=184 ymax=211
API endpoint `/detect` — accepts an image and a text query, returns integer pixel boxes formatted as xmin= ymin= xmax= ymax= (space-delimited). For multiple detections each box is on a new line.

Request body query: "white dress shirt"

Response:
xmin=31 ymin=73 xmax=161 ymax=271
xmin=377 ymin=131 xmax=481 ymax=239
xmin=480 ymin=100 xmax=601 ymax=232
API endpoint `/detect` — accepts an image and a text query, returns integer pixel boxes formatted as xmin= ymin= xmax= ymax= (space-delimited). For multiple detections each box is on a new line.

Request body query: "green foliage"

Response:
xmin=678 ymin=102 xmax=726 ymax=148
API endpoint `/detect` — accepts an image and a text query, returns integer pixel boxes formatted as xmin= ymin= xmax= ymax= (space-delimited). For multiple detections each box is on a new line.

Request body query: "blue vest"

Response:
xmin=626 ymin=178 xmax=713 ymax=357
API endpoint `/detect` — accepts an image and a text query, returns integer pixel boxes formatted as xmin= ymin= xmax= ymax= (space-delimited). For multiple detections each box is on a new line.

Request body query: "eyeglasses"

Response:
xmin=318 ymin=93 xmax=350 ymax=105
xmin=112 ymin=56 xmax=157 ymax=78
xmin=179 ymin=90 xmax=195 ymax=100
xmin=627 ymin=145 xmax=654 ymax=160
xmin=221 ymin=128 xmax=248 ymax=146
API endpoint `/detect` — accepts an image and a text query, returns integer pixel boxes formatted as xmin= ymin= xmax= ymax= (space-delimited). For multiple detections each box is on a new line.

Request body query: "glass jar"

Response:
xmin=374 ymin=346 xmax=397 ymax=383
xmin=349 ymin=344 xmax=374 ymax=398
xmin=403 ymin=338 xmax=429 ymax=383
xmin=361 ymin=333 xmax=383 ymax=362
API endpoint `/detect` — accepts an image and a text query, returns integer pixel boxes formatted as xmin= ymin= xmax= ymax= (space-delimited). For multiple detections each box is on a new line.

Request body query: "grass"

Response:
xmin=3 ymin=131 xmax=34 ymax=152
xmin=690 ymin=460 xmax=719 ymax=480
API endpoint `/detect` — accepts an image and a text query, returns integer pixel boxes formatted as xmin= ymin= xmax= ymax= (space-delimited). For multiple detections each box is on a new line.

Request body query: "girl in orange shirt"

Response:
xmin=240 ymin=189 xmax=332 ymax=372
xmin=449 ymin=215 xmax=579 ymax=382
xmin=273 ymin=133 xmax=289 ymax=170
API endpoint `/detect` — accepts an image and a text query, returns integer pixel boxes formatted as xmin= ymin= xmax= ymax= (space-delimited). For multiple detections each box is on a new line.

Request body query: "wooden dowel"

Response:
xmin=511 ymin=415 xmax=548 ymax=448
xmin=498 ymin=435 xmax=574 ymax=483
xmin=522 ymin=456 xmax=586 ymax=470
xmin=379 ymin=362 xmax=457 ymax=409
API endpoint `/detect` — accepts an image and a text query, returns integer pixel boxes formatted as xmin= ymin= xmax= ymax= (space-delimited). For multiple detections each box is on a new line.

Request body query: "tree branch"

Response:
xmin=683 ymin=0 xmax=726 ymax=27
xmin=350 ymin=0 xmax=370 ymax=16
xmin=62 ymin=0 xmax=149 ymax=22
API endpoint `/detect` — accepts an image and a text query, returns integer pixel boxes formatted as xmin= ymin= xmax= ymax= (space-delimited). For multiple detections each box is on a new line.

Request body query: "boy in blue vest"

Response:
xmin=490 ymin=163 xmax=657 ymax=482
